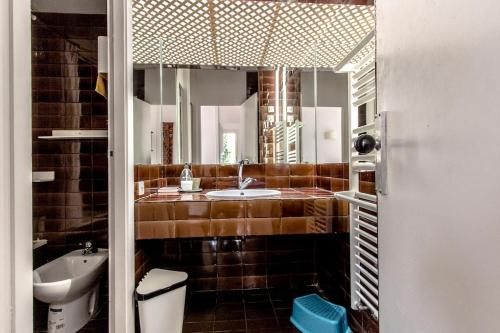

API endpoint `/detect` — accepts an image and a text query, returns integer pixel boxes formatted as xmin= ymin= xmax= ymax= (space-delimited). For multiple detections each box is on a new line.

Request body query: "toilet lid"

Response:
xmin=135 ymin=269 xmax=188 ymax=301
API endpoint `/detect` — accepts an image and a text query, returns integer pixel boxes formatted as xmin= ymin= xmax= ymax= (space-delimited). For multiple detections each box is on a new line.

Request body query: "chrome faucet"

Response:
xmin=82 ymin=241 xmax=97 ymax=255
xmin=238 ymin=159 xmax=256 ymax=190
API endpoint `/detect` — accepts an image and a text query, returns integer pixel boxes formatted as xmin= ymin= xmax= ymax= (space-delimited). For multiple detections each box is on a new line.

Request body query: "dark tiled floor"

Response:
xmin=183 ymin=287 xmax=317 ymax=333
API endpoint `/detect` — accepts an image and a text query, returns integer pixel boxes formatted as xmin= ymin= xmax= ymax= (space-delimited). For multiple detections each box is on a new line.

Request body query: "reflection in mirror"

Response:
xmin=132 ymin=0 xmax=375 ymax=165
xmin=133 ymin=39 xmax=177 ymax=165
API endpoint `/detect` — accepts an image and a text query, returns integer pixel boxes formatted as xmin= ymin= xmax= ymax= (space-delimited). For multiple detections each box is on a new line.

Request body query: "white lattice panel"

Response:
xmin=132 ymin=0 xmax=375 ymax=68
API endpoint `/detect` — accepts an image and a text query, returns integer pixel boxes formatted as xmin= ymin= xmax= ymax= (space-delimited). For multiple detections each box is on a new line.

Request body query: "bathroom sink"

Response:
xmin=206 ymin=189 xmax=280 ymax=198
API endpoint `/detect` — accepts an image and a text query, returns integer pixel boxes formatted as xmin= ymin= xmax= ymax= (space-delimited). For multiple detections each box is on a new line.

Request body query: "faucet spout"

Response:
xmin=238 ymin=159 xmax=256 ymax=190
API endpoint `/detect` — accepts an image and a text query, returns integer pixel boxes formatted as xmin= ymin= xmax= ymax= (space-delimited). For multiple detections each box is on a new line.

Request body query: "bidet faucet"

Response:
xmin=238 ymin=159 xmax=256 ymax=190
xmin=82 ymin=241 xmax=97 ymax=255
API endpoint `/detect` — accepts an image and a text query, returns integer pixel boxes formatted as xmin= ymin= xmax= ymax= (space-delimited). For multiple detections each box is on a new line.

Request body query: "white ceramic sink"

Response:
xmin=206 ymin=189 xmax=281 ymax=198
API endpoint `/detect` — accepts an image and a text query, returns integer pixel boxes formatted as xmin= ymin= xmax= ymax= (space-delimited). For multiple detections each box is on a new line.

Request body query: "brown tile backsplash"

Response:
xmin=134 ymin=163 xmax=348 ymax=201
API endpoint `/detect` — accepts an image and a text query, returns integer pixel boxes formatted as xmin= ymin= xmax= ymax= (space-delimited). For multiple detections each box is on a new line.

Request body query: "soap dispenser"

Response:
xmin=180 ymin=163 xmax=193 ymax=191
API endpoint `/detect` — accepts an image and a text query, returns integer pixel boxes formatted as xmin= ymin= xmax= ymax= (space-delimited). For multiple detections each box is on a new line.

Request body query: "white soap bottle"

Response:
xmin=180 ymin=163 xmax=193 ymax=191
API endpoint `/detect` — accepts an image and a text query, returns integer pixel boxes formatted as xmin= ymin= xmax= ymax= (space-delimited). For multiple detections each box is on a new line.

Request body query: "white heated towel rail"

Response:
xmin=334 ymin=49 xmax=380 ymax=320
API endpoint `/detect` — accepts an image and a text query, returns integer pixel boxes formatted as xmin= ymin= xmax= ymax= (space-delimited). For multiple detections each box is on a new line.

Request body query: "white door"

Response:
xmin=377 ymin=1 xmax=500 ymax=332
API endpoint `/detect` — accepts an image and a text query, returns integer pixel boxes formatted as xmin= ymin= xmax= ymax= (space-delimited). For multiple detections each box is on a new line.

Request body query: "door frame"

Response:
xmin=107 ymin=0 xmax=135 ymax=332
xmin=1 ymin=0 xmax=33 ymax=332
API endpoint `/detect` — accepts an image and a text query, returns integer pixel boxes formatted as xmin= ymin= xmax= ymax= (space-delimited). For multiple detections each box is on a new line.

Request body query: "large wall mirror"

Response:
xmin=132 ymin=0 xmax=375 ymax=165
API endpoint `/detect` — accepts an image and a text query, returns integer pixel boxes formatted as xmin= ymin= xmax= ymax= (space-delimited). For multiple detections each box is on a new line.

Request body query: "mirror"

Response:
xmin=132 ymin=1 xmax=375 ymax=165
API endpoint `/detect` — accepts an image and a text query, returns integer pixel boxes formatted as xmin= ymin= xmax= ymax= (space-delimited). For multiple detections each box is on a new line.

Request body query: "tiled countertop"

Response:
xmin=137 ymin=187 xmax=336 ymax=202
xmin=135 ymin=188 xmax=347 ymax=240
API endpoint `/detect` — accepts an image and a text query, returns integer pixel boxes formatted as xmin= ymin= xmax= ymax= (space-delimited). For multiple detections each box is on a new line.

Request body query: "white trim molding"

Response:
xmin=1 ymin=0 xmax=33 ymax=332
xmin=108 ymin=0 xmax=135 ymax=332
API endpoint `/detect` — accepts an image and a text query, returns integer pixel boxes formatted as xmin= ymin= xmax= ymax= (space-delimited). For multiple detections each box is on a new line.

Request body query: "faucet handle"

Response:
xmin=239 ymin=159 xmax=250 ymax=165
xmin=82 ymin=240 xmax=98 ymax=253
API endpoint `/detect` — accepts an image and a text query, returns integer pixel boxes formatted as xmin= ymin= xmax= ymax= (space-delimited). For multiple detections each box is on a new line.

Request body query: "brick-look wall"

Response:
xmin=32 ymin=13 xmax=108 ymax=333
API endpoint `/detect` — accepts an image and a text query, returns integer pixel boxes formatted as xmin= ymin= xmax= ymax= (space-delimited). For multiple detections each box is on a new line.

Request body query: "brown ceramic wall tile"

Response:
xmin=200 ymin=177 xmax=217 ymax=189
xmin=360 ymin=171 xmax=375 ymax=182
xmin=360 ymin=181 xmax=376 ymax=195
xmin=281 ymin=217 xmax=314 ymax=234
xmin=137 ymin=165 xmax=150 ymax=180
xmin=166 ymin=164 xmax=184 ymax=177
xmin=330 ymin=178 xmax=344 ymax=192
xmin=317 ymin=176 xmax=331 ymax=190
xmin=342 ymin=163 xmax=350 ymax=179
xmin=166 ymin=177 xmax=180 ymax=186
xmin=290 ymin=164 xmax=315 ymax=176
xmin=211 ymin=219 xmax=245 ymax=237
xmin=216 ymin=177 xmax=237 ymax=189
xmin=217 ymin=164 xmax=238 ymax=177
xmin=314 ymin=216 xmax=334 ymax=233
xmin=217 ymin=277 xmax=243 ymax=290
xmin=149 ymin=165 xmax=160 ymax=180
xmin=32 ymin=10 xmax=109 ymax=280
xmin=175 ymin=202 xmax=210 ymax=220
xmin=245 ymin=218 xmax=281 ymax=235
xmin=158 ymin=178 xmax=168 ymax=187
xmin=265 ymin=176 xmax=290 ymax=188
xmin=192 ymin=164 xmax=217 ymax=177
xmin=314 ymin=198 xmax=337 ymax=216
xmin=290 ymin=176 xmax=314 ymax=188
xmin=136 ymin=221 xmax=175 ymax=239
xmin=211 ymin=201 xmax=245 ymax=219
xmin=175 ymin=220 xmax=211 ymax=238
xmin=246 ymin=200 xmax=281 ymax=218
xmin=265 ymin=164 xmax=290 ymax=176
xmin=246 ymin=177 xmax=266 ymax=189
xmin=242 ymin=164 xmax=265 ymax=177
xmin=282 ymin=199 xmax=314 ymax=217
xmin=135 ymin=202 xmax=175 ymax=221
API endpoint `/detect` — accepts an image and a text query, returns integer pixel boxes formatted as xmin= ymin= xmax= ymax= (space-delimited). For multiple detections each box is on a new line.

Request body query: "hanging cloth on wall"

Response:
xmin=95 ymin=73 xmax=107 ymax=99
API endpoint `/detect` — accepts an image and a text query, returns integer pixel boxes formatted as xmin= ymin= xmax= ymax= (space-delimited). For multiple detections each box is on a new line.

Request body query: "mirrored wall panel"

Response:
xmin=132 ymin=0 xmax=375 ymax=165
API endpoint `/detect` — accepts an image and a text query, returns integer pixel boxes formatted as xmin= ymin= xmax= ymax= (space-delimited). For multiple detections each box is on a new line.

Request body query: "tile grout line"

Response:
xmin=242 ymin=291 xmax=249 ymax=333
xmin=267 ymin=289 xmax=281 ymax=331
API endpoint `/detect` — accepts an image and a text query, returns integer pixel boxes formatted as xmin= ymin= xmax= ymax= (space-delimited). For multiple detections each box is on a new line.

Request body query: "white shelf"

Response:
xmin=38 ymin=130 xmax=108 ymax=140
xmin=32 ymin=171 xmax=55 ymax=182
xmin=33 ymin=239 xmax=47 ymax=250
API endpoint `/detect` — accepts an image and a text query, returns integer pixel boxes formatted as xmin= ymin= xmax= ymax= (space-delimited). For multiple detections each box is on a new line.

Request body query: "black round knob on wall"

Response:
xmin=354 ymin=134 xmax=377 ymax=154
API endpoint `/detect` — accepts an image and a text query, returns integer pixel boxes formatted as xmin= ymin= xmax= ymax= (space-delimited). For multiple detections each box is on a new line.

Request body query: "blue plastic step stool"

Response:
xmin=290 ymin=294 xmax=351 ymax=333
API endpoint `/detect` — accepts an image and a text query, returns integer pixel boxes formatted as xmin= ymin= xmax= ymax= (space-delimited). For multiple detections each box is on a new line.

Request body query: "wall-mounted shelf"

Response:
xmin=33 ymin=239 xmax=47 ymax=250
xmin=38 ymin=130 xmax=108 ymax=140
xmin=32 ymin=171 xmax=55 ymax=183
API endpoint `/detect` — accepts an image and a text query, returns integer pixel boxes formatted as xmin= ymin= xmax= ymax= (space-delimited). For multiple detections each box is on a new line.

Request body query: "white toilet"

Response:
xmin=33 ymin=248 xmax=108 ymax=333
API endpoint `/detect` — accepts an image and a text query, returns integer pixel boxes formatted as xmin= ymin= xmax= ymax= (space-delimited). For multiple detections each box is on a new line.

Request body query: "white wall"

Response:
xmin=301 ymin=107 xmax=342 ymax=163
xmin=133 ymin=98 xmax=151 ymax=164
xmin=315 ymin=107 xmax=342 ymax=163
xmin=302 ymin=71 xmax=349 ymax=161
xmin=1 ymin=0 xmax=33 ymax=331
xmin=241 ymin=93 xmax=258 ymax=162
xmin=218 ymin=105 xmax=242 ymax=163
xmin=301 ymin=107 xmax=317 ymax=164
xmin=133 ymin=97 xmax=176 ymax=164
xmin=0 ymin=2 xmax=12 ymax=331
xmin=176 ymin=68 xmax=192 ymax=163
xmin=200 ymin=106 xmax=219 ymax=164
xmin=144 ymin=67 xmax=176 ymax=105
xmin=378 ymin=1 xmax=500 ymax=332
xmin=190 ymin=69 xmax=247 ymax=163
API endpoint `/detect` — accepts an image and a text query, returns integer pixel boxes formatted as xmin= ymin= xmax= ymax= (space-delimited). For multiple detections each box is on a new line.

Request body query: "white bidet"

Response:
xmin=33 ymin=248 xmax=108 ymax=333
